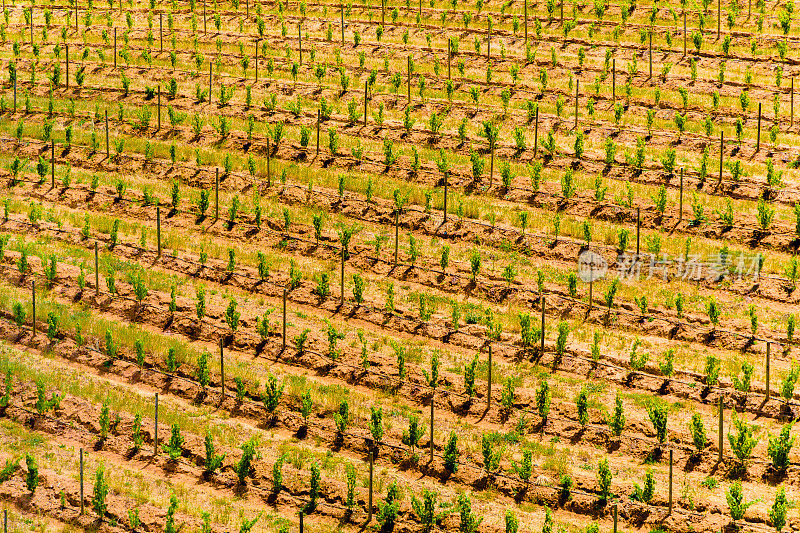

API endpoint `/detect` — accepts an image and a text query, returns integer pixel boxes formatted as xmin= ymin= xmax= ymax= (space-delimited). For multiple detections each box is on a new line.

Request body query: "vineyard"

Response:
xmin=3 ymin=0 xmax=800 ymax=531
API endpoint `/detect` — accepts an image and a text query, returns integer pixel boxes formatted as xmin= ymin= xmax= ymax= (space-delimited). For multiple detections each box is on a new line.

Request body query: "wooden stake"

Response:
xmin=757 ymin=102 xmax=762 ymax=151
xmin=299 ymin=511 xmax=304 ymax=533
xmin=255 ymin=40 xmax=258 ymax=82
xmin=574 ymin=79 xmax=579 ymax=129
xmin=792 ymin=78 xmax=795 ymax=128
xmin=443 ymin=173 xmax=448 ymax=222
xmin=717 ymin=0 xmax=721 ymax=38
xmin=718 ymin=131 xmax=724 ymax=187
xmin=219 ymin=338 xmax=225 ymax=397
xmin=489 ymin=142 xmax=495 ymax=188
xmin=215 ymin=169 xmax=220 ymax=221
xmin=487 ymin=344 xmax=492 ymax=408
xmin=95 ymin=242 xmax=99 ymax=295
xmin=50 ymin=141 xmax=55 ymax=188
xmin=540 ymin=297 xmax=546 ymax=355
xmin=636 ymin=207 xmax=641 ymax=256
xmin=103 ymin=108 xmax=111 ymax=160
xmin=394 ymin=211 xmax=399 ymax=266
xmin=203 ymin=0 xmax=207 ymax=33
xmin=533 ymin=107 xmax=539 ymax=158
xmin=668 ymin=449 xmax=673 ymax=513
xmin=12 ymin=75 xmax=15 ymax=114
xmin=159 ymin=12 xmax=163 ymax=52
xmin=447 ymin=38 xmax=451 ymax=81
xmin=648 ymin=31 xmax=652 ymax=80
xmin=612 ymin=58 xmax=616 ymax=102
xmin=157 ymin=85 xmax=161 ymax=131
xmin=316 ymin=109 xmax=320 ymax=156
xmin=282 ymin=288 xmax=287 ymax=351
xmin=154 ymin=392 xmax=159 ymax=455
xmin=79 ymin=449 xmax=84 ymax=515
xmin=718 ymin=395 xmax=723 ymax=462
xmin=683 ymin=10 xmax=687 ymax=56
xmin=367 ymin=452 xmax=374 ymax=522
xmin=381 ymin=0 xmax=385 ymax=25
xmin=208 ymin=62 xmax=212 ymax=104
xmin=363 ymin=78 xmax=368 ymax=126
xmin=4 ymin=508 xmax=7 ymax=532
xmin=487 ymin=20 xmax=491 ymax=60
xmin=65 ymin=43 xmax=69 ymax=88
xmin=266 ymin=138 xmax=271 ymax=187
xmin=156 ymin=206 xmax=162 ymax=257
xmin=766 ymin=342 xmax=771 ymax=400
xmin=340 ymin=246 xmax=345 ymax=305
xmin=114 ymin=28 xmax=117 ymax=68
xmin=429 ymin=391 xmax=434 ymax=462
xmin=407 ymin=55 xmax=411 ymax=106
xmin=613 ymin=505 xmax=617 ymax=533
xmin=298 ymin=23 xmax=302 ymax=65
xmin=31 ymin=281 xmax=35 ymax=337
xmin=341 ymin=4 xmax=345 ymax=44
xmin=524 ymin=0 xmax=528 ymax=43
